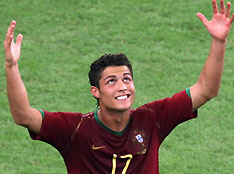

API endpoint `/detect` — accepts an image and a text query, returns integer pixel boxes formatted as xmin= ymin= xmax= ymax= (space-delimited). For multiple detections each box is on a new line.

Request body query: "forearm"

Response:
xmin=197 ymin=38 xmax=226 ymax=98
xmin=190 ymin=38 xmax=226 ymax=111
xmin=5 ymin=63 xmax=32 ymax=125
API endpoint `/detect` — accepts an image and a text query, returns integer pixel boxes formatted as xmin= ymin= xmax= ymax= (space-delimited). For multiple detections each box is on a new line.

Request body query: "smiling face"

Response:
xmin=91 ymin=65 xmax=135 ymax=112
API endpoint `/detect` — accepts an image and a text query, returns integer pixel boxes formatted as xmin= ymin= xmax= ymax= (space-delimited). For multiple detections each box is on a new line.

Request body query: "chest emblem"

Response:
xmin=135 ymin=134 xmax=144 ymax=143
xmin=130 ymin=129 xmax=148 ymax=148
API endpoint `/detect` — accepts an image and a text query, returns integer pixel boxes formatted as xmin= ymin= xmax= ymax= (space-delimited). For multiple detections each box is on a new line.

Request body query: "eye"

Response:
xmin=123 ymin=77 xmax=131 ymax=82
xmin=107 ymin=79 xmax=115 ymax=84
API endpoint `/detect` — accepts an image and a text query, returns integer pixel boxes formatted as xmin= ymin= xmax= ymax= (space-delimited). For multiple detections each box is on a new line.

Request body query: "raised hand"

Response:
xmin=4 ymin=21 xmax=23 ymax=67
xmin=197 ymin=0 xmax=234 ymax=42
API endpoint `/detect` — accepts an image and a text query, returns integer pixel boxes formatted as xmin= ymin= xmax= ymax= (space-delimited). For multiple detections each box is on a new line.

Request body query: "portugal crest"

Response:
xmin=130 ymin=128 xmax=148 ymax=148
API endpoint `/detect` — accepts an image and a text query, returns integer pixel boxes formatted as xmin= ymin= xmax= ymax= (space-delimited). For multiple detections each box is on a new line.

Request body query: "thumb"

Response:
xmin=16 ymin=34 xmax=23 ymax=48
xmin=196 ymin=12 xmax=208 ymax=27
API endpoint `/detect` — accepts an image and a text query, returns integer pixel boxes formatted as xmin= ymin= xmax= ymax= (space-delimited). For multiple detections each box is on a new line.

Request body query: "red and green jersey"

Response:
xmin=30 ymin=89 xmax=197 ymax=174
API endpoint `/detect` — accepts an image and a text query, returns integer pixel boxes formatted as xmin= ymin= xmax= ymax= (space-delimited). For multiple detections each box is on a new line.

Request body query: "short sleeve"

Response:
xmin=29 ymin=111 xmax=83 ymax=154
xmin=143 ymin=90 xmax=197 ymax=142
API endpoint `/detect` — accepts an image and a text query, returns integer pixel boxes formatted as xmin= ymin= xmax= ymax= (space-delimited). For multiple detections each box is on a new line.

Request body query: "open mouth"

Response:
xmin=115 ymin=94 xmax=130 ymax=100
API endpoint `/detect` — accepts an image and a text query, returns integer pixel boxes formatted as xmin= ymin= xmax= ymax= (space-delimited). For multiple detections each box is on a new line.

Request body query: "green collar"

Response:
xmin=94 ymin=109 xmax=130 ymax=136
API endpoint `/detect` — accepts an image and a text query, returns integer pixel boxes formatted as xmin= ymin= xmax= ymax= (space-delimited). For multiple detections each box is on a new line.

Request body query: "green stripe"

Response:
xmin=37 ymin=109 xmax=45 ymax=119
xmin=94 ymin=109 xmax=130 ymax=136
xmin=186 ymin=88 xmax=191 ymax=98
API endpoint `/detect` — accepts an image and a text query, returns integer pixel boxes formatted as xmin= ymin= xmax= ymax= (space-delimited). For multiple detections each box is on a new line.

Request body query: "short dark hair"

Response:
xmin=89 ymin=54 xmax=133 ymax=105
xmin=89 ymin=53 xmax=133 ymax=88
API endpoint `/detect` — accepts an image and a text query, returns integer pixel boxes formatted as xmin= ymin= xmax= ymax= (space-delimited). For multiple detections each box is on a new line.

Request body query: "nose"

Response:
xmin=117 ymin=81 xmax=127 ymax=91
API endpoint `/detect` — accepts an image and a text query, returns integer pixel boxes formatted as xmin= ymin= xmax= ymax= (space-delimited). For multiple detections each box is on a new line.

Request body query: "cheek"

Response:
xmin=129 ymin=83 xmax=135 ymax=92
xmin=100 ymin=88 xmax=114 ymax=98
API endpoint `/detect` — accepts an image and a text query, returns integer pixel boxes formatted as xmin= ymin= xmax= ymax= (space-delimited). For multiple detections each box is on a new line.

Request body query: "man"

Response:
xmin=4 ymin=0 xmax=234 ymax=173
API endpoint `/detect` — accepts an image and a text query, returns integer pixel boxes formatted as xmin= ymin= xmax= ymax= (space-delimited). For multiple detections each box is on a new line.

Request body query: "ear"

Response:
xmin=91 ymin=86 xmax=100 ymax=99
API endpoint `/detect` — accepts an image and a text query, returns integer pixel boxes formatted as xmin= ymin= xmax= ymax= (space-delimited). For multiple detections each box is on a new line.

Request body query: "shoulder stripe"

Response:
xmin=71 ymin=116 xmax=83 ymax=141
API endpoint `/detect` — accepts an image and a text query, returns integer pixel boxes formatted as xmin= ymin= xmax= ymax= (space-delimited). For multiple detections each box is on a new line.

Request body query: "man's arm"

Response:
xmin=190 ymin=0 xmax=234 ymax=112
xmin=4 ymin=21 xmax=42 ymax=134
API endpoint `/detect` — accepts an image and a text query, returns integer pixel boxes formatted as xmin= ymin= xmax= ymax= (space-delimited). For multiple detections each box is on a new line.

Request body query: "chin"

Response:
xmin=114 ymin=104 xmax=132 ymax=112
xmin=101 ymin=100 xmax=134 ymax=112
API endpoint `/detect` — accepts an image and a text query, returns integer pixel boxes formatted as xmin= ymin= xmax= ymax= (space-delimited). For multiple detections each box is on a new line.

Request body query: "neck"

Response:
xmin=98 ymin=107 xmax=131 ymax=133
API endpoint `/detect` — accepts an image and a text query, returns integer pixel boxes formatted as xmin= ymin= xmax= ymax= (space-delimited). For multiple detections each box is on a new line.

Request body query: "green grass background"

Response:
xmin=0 ymin=0 xmax=234 ymax=173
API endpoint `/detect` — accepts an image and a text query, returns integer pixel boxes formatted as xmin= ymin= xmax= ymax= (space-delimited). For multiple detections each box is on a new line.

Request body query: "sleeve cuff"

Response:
xmin=186 ymin=88 xmax=191 ymax=98
xmin=37 ymin=109 xmax=45 ymax=119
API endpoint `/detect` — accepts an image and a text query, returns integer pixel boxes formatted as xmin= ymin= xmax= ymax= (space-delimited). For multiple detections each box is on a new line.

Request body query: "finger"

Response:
xmin=4 ymin=30 xmax=14 ymax=50
xmin=229 ymin=12 xmax=234 ymax=24
xmin=220 ymin=0 xmax=225 ymax=14
xmin=16 ymin=34 xmax=23 ymax=48
xmin=197 ymin=13 xmax=209 ymax=27
xmin=6 ymin=20 xmax=16 ymax=39
xmin=225 ymin=2 xmax=231 ymax=18
xmin=4 ymin=21 xmax=16 ymax=47
xmin=213 ymin=0 xmax=219 ymax=14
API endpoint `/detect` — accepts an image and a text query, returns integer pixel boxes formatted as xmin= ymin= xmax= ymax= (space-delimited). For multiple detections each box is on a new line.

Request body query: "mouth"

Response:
xmin=115 ymin=94 xmax=130 ymax=100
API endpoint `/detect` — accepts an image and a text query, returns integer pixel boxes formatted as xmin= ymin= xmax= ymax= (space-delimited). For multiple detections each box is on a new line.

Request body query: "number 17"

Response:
xmin=111 ymin=154 xmax=133 ymax=174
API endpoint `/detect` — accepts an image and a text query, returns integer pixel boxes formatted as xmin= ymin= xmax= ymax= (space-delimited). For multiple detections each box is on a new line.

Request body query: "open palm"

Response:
xmin=4 ymin=21 xmax=23 ymax=67
xmin=197 ymin=0 xmax=234 ymax=41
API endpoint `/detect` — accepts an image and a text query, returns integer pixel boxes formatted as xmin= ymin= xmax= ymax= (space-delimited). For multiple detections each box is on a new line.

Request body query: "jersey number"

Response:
xmin=111 ymin=154 xmax=133 ymax=174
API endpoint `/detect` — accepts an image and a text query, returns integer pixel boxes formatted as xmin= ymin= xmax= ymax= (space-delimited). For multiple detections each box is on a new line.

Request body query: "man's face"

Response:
xmin=95 ymin=65 xmax=135 ymax=112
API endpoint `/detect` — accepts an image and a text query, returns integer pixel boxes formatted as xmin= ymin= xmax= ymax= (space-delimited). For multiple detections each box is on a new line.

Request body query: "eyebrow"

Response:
xmin=104 ymin=75 xmax=116 ymax=81
xmin=104 ymin=73 xmax=132 ymax=81
xmin=123 ymin=73 xmax=132 ymax=77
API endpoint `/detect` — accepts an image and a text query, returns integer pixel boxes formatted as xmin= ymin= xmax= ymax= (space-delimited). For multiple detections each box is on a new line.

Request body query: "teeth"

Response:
xmin=116 ymin=95 xmax=128 ymax=100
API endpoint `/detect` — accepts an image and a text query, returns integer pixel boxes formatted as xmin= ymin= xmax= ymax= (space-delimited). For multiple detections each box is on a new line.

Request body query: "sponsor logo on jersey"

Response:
xmin=92 ymin=144 xmax=106 ymax=150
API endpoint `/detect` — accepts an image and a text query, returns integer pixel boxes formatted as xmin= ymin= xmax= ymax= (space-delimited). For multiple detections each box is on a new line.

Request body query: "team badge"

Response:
xmin=135 ymin=134 xmax=144 ymax=143
xmin=130 ymin=128 xmax=148 ymax=151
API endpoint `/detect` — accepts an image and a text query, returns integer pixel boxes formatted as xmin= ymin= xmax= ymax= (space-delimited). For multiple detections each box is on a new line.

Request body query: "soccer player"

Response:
xmin=3 ymin=0 xmax=234 ymax=173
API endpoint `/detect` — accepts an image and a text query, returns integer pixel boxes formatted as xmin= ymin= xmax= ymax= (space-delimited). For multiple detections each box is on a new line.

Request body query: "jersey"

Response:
xmin=29 ymin=90 xmax=197 ymax=174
